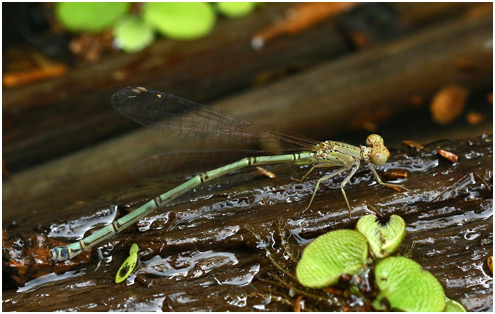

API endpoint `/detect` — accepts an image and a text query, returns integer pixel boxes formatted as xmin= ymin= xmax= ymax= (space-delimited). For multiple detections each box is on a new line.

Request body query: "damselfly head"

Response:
xmin=366 ymin=134 xmax=384 ymax=147
xmin=370 ymin=147 xmax=389 ymax=166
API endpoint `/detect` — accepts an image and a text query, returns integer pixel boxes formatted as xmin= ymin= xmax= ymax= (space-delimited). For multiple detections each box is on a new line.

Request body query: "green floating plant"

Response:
xmin=356 ymin=214 xmax=406 ymax=258
xmin=444 ymin=298 xmax=466 ymax=312
xmin=115 ymin=243 xmax=139 ymax=283
xmin=114 ymin=15 xmax=155 ymax=53
xmin=216 ymin=2 xmax=257 ymax=18
xmin=55 ymin=2 xmax=131 ymax=32
xmin=296 ymin=229 xmax=368 ymax=289
xmin=142 ymin=2 xmax=216 ymax=40
xmin=373 ymin=256 xmax=446 ymax=311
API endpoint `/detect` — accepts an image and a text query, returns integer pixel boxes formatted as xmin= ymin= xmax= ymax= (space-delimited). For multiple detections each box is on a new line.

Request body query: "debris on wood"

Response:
xmin=252 ymin=2 xmax=357 ymax=49
xmin=256 ymin=166 xmax=276 ymax=179
xmin=402 ymin=140 xmax=424 ymax=151
xmin=430 ymin=85 xmax=469 ymax=125
xmin=437 ymin=149 xmax=459 ymax=163
xmin=383 ymin=169 xmax=408 ymax=180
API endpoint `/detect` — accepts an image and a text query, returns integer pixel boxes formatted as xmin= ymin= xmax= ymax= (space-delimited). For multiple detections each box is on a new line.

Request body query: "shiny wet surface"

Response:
xmin=3 ymin=135 xmax=493 ymax=311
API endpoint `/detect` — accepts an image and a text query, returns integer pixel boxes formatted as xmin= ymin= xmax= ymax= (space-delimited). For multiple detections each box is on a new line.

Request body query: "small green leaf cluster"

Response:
xmin=296 ymin=214 xmax=466 ymax=312
xmin=55 ymin=3 xmax=131 ymax=33
xmin=55 ymin=2 xmax=260 ymax=53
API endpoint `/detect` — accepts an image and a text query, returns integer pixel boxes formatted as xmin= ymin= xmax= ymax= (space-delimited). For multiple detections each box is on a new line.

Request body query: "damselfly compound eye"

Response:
xmin=366 ymin=134 xmax=384 ymax=147
xmin=371 ymin=148 xmax=388 ymax=165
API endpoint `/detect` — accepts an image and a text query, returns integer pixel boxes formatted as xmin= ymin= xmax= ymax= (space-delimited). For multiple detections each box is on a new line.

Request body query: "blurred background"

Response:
xmin=2 ymin=2 xmax=492 ymax=311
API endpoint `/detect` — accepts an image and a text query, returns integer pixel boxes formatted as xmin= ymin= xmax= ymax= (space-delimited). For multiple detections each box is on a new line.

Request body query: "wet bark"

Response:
xmin=3 ymin=135 xmax=493 ymax=311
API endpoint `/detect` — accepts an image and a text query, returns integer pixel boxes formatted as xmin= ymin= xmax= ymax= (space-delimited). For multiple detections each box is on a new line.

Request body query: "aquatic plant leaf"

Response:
xmin=143 ymin=3 xmax=216 ymax=40
xmin=55 ymin=2 xmax=130 ymax=32
xmin=373 ymin=257 xmax=445 ymax=311
xmin=444 ymin=298 xmax=466 ymax=312
xmin=216 ymin=2 xmax=257 ymax=18
xmin=115 ymin=244 xmax=139 ymax=283
xmin=296 ymin=229 xmax=368 ymax=288
xmin=114 ymin=16 xmax=155 ymax=53
xmin=356 ymin=214 xmax=405 ymax=258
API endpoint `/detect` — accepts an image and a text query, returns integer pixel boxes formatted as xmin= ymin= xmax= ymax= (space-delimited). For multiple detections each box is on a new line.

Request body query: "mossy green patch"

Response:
xmin=374 ymin=256 xmax=445 ymax=311
xmin=296 ymin=229 xmax=368 ymax=288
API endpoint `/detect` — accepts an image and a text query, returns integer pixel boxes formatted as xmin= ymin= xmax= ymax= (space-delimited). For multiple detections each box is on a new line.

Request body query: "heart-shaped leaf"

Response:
xmin=373 ymin=257 xmax=445 ymax=311
xmin=356 ymin=214 xmax=405 ymax=258
xmin=296 ymin=229 xmax=368 ymax=288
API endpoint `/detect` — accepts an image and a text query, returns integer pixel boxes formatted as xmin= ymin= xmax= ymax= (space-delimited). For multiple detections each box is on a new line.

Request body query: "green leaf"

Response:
xmin=216 ymin=2 xmax=257 ymax=18
xmin=356 ymin=214 xmax=406 ymax=258
xmin=142 ymin=2 xmax=216 ymax=40
xmin=114 ymin=16 xmax=155 ymax=53
xmin=115 ymin=244 xmax=139 ymax=283
xmin=55 ymin=2 xmax=130 ymax=32
xmin=444 ymin=298 xmax=466 ymax=312
xmin=129 ymin=243 xmax=139 ymax=255
xmin=296 ymin=229 xmax=368 ymax=288
xmin=373 ymin=257 xmax=446 ymax=311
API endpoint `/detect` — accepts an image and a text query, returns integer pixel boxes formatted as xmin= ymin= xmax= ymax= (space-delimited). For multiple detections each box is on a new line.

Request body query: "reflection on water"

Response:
xmin=48 ymin=205 xmax=118 ymax=239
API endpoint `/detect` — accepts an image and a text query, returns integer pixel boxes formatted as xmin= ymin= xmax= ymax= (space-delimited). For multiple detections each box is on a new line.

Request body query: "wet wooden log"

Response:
xmin=3 ymin=135 xmax=492 ymax=311
xmin=3 ymin=13 xmax=492 ymax=223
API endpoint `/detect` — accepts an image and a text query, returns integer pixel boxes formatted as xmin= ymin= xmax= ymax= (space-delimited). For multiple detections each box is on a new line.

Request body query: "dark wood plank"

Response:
xmin=3 ymin=135 xmax=492 ymax=311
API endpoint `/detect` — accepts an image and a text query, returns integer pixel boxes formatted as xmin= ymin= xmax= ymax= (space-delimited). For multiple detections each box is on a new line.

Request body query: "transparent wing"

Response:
xmin=111 ymin=87 xmax=320 ymax=150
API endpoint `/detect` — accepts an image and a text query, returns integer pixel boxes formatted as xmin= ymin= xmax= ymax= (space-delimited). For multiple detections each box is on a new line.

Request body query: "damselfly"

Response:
xmin=50 ymin=86 xmax=405 ymax=262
